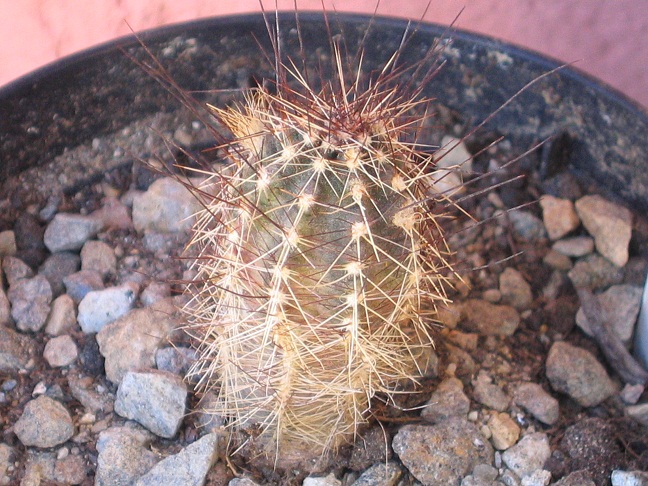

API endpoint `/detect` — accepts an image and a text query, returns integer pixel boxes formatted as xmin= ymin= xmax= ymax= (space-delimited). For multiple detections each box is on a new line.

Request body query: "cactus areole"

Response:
xmin=184 ymin=19 xmax=459 ymax=459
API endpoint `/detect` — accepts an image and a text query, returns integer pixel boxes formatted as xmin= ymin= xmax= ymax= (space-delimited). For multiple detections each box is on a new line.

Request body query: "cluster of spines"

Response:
xmin=184 ymin=40 xmax=457 ymax=457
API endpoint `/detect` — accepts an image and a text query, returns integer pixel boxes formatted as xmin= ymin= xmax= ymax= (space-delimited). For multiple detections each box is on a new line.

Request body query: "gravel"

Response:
xmin=13 ymin=395 xmax=75 ymax=448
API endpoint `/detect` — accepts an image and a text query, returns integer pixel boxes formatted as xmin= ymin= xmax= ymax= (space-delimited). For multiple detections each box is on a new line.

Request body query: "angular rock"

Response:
xmin=80 ymin=240 xmax=117 ymax=277
xmin=132 ymin=177 xmax=202 ymax=233
xmin=499 ymin=267 xmax=533 ymax=310
xmin=43 ymin=335 xmax=78 ymax=367
xmin=421 ymin=376 xmax=470 ymax=423
xmin=44 ymin=213 xmax=103 ymax=253
xmin=461 ymin=299 xmax=520 ymax=336
xmin=2 ymin=255 xmax=33 ymax=287
xmin=546 ymin=341 xmax=615 ymax=407
xmin=392 ymin=418 xmax=494 ymax=486
xmin=38 ymin=252 xmax=81 ymax=297
xmin=540 ymin=195 xmax=580 ymax=240
xmin=78 ymin=283 xmax=137 ymax=334
xmin=302 ymin=473 xmax=342 ymax=486
xmin=63 ymin=269 xmax=104 ymax=304
xmin=350 ymin=461 xmax=402 ymax=486
xmin=625 ymin=402 xmax=648 ymax=427
xmin=97 ymin=298 xmax=180 ymax=383
xmin=14 ymin=396 xmax=74 ymax=448
xmin=552 ymin=236 xmax=595 ymax=258
xmin=472 ymin=372 xmax=510 ymax=412
xmin=611 ymin=470 xmax=648 ymax=486
xmin=501 ymin=432 xmax=550 ymax=479
xmin=521 ymin=469 xmax=552 ymax=486
xmin=0 ymin=326 xmax=33 ymax=372
xmin=135 ymin=433 xmax=219 ymax=486
xmin=576 ymin=284 xmax=642 ymax=346
xmin=115 ymin=370 xmax=187 ymax=438
xmin=95 ymin=426 xmax=158 ymax=486
xmin=45 ymin=294 xmax=78 ymax=336
xmin=8 ymin=275 xmax=52 ymax=332
xmin=487 ymin=412 xmax=520 ymax=450
xmin=513 ymin=382 xmax=559 ymax=425
xmin=575 ymin=194 xmax=632 ymax=267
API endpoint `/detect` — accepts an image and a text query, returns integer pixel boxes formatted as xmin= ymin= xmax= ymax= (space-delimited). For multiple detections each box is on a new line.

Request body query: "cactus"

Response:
xmin=183 ymin=25 xmax=459 ymax=460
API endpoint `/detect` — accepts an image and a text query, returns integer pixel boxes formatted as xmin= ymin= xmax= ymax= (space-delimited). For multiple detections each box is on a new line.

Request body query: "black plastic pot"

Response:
xmin=1 ymin=12 xmax=647 ymax=209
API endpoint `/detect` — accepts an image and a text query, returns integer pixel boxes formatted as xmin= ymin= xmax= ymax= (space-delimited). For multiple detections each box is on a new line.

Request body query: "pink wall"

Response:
xmin=0 ymin=1 xmax=646 ymax=108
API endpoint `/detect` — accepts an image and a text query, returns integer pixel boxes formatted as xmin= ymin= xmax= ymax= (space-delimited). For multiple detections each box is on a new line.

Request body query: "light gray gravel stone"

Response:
xmin=135 ymin=433 xmax=219 ymax=486
xmin=80 ymin=240 xmax=117 ymax=277
xmin=393 ymin=418 xmax=494 ymax=486
xmin=472 ymin=372 xmax=510 ymax=412
xmin=302 ymin=473 xmax=342 ymax=486
xmin=45 ymin=294 xmax=77 ymax=336
xmin=625 ymin=402 xmax=648 ymax=427
xmin=508 ymin=210 xmax=547 ymax=242
xmin=501 ymin=433 xmax=550 ymax=479
xmin=0 ymin=326 xmax=33 ymax=372
xmin=95 ymin=425 xmax=158 ymax=486
xmin=611 ymin=470 xmax=648 ymax=486
xmin=43 ymin=335 xmax=78 ymax=367
xmin=63 ymin=269 xmax=104 ymax=304
xmin=350 ymin=461 xmax=402 ymax=486
xmin=44 ymin=213 xmax=103 ymax=253
xmin=461 ymin=299 xmax=520 ymax=336
xmin=14 ymin=395 xmax=74 ymax=448
xmin=546 ymin=341 xmax=615 ymax=407
xmin=539 ymin=195 xmax=580 ymax=240
xmin=78 ymin=283 xmax=138 ymax=334
xmin=512 ymin=383 xmax=559 ymax=425
xmin=39 ymin=251 xmax=81 ymax=297
xmin=115 ymin=370 xmax=187 ymax=438
xmin=575 ymin=194 xmax=632 ymax=267
xmin=520 ymin=469 xmax=551 ymax=486
xmin=499 ymin=268 xmax=533 ymax=310
xmin=2 ymin=255 xmax=33 ymax=287
xmin=97 ymin=298 xmax=180 ymax=384
xmin=132 ymin=177 xmax=202 ymax=233
xmin=575 ymin=284 xmax=642 ymax=346
xmin=552 ymin=236 xmax=595 ymax=257
xmin=8 ymin=275 xmax=52 ymax=332
xmin=229 ymin=479 xmax=262 ymax=486
xmin=421 ymin=376 xmax=470 ymax=423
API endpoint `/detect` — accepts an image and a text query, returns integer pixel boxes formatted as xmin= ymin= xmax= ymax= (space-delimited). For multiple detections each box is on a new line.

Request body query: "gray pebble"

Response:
xmin=14 ymin=395 xmax=74 ymax=448
xmin=135 ymin=432 xmax=219 ymax=486
xmin=302 ymin=473 xmax=342 ymax=486
xmin=95 ymin=426 xmax=159 ymax=486
xmin=0 ymin=326 xmax=33 ymax=372
xmin=508 ymin=210 xmax=547 ymax=242
xmin=472 ymin=372 xmax=510 ymax=412
xmin=143 ymin=230 xmax=189 ymax=253
xmin=575 ymin=284 xmax=642 ymax=346
xmin=229 ymin=479 xmax=262 ymax=486
xmin=2 ymin=255 xmax=33 ymax=287
xmin=155 ymin=346 xmax=196 ymax=376
xmin=97 ymin=298 xmax=180 ymax=384
xmin=568 ymin=253 xmax=624 ymax=291
xmin=78 ymin=283 xmax=137 ymax=334
xmin=81 ymin=240 xmax=116 ymax=277
xmin=499 ymin=268 xmax=533 ymax=310
xmin=132 ymin=177 xmax=202 ymax=233
xmin=546 ymin=341 xmax=615 ymax=407
xmin=45 ymin=294 xmax=78 ymax=336
xmin=461 ymin=299 xmax=520 ymax=336
xmin=8 ymin=275 xmax=52 ymax=332
xmin=575 ymin=194 xmax=632 ymax=267
xmin=512 ymin=383 xmax=559 ymax=425
xmin=520 ymin=469 xmax=551 ymax=486
xmin=115 ymin=370 xmax=187 ymax=438
xmin=350 ymin=461 xmax=402 ymax=486
xmin=0 ymin=443 xmax=14 ymax=484
xmin=552 ymin=236 xmax=595 ymax=258
xmin=39 ymin=252 xmax=81 ymax=296
xmin=501 ymin=433 xmax=550 ymax=479
xmin=393 ymin=418 xmax=494 ymax=486
xmin=611 ymin=470 xmax=648 ymax=486
xmin=44 ymin=213 xmax=103 ymax=253
xmin=63 ymin=269 xmax=104 ymax=304
xmin=44 ymin=335 xmax=78 ymax=367
xmin=421 ymin=376 xmax=470 ymax=423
